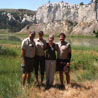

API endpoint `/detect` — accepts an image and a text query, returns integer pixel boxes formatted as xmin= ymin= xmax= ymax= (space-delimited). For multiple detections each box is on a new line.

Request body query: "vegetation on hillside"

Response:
xmin=93 ymin=30 xmax=98 ymax=38
xmin=0 ymin=9 xmax=36 ymax=32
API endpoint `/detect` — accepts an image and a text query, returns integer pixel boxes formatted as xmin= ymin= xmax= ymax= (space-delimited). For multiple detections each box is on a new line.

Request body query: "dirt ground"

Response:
xmin=29 ymin=80 xmax=98 ymax=98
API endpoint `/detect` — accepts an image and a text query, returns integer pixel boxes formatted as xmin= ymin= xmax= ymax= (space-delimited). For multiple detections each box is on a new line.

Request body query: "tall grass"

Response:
xmin=71 ymin=49 xmax=98 ymax=81
xmin=0 ymin=45 xmax=17 ymax=56
xmin=72 ymin=45 xmax=98 ymax=51
xmin=0 ymin=46 xmax=22 ymax=98
xmin=0 ymin=45 xmax=34 ymax=98
xmin=0 ymin=38 xmax=98 ymax=98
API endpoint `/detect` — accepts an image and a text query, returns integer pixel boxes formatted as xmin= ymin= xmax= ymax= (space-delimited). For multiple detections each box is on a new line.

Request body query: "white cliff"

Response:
xmin=36 ymin=2 xmax=97 ymax=23
xmin=32 ymin=1 xmax=98 ymax=35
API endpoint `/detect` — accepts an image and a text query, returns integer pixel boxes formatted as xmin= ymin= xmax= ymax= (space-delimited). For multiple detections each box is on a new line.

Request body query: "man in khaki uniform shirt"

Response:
xmin=57 ymin=33 xmax=71 ymax=88
xmin=34 ymin=31 xmax=46 ymax=86
xmin=21 ymin=31 xmax=36 ymax=89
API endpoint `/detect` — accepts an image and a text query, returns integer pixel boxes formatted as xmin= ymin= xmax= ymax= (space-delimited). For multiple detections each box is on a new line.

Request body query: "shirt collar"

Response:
xmin=28 ymin=37 xmax=34 ymax=42
xmin=37 ymin=38 xmax=43 ymax=42
xmin=59 ymin=41 xmax=67 ymax=46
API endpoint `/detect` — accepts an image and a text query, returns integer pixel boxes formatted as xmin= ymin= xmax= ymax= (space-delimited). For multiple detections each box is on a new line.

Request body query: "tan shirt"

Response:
xmin=21 ymin=37 xmax=36 ymax=58
xmin=35 ymin=38 xmax=46 ymax=56
xmin=57 ymin=41 xmax=71 ymax=60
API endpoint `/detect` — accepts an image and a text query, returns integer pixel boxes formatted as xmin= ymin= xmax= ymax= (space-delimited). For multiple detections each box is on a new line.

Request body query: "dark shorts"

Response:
xmin=34 ymin=56 xmax=45 ymax=75
xmin=21 ymin=57 xmax=34 ymax=74
xmin=56 ymin=59 xmax=70 ymax=72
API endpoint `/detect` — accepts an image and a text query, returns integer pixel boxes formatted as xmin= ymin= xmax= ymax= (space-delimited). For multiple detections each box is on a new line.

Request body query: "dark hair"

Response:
xmin=29 ymin=31 xmax=36 ymax=35
xmin=38 ymin=31 xmax=44 ymax=35
xmin=59 ymin=33 xmax=66 ymax=38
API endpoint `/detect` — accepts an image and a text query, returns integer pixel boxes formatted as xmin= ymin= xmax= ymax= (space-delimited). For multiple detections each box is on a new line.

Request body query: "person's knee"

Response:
xmin=65 ymin=72 xmax=70 ymax=76
xmin=35 ymin=72 xmax=38 ymax=76
xmin=40 ymin=66 xmax=45 ymax=75
xmin=27 ymin=72 xmax=31 ymax=76
xmin=34 ymin=67 xmax=38 ymax=75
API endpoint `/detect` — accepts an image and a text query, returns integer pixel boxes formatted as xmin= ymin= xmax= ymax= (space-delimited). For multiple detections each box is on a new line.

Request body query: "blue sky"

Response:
xmin=0 ymin=0 xmax=91 ymax=11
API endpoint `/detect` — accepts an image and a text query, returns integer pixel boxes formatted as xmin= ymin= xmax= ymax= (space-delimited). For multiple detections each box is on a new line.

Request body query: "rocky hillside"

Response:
xmin=0 ymin=9 xmax=36 ymax=32
xmin=20 ymin=0 xmax=98 ymax=35
xmin=1 ymin=0 xmax=98 ymax=35
xmin=36 ymin=1 xmax=96 ymax=23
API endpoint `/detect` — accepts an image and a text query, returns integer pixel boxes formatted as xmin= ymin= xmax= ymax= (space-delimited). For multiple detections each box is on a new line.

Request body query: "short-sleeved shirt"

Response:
xmin=35 ymin=38 xmax=46 ymax=56
xmin=57 ymin=41 xmax=71 ymax=60
xmin=21 ymin=37 xmax=36 ymax=58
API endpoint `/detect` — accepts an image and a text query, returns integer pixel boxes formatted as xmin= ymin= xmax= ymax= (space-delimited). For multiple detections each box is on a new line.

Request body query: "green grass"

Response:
xmin=67 ymin=35 xmax=96 ymax=39
xmin=0 ymin=45 xmax=34 ymax=98
xmin=0 ymin=45 xmax=23 ymax=98
xmin=71 ymin=49 xmax=98 ymax=81
xmin=0 ymin=40 xmax=21 ymax=45
xmin=0 ymin=34 xmax=98 ymax=98
xmin=15 ymin=33 xmax=97 ymax=39
xmin=72 ymin=45 xmax=98 ymax=51
xmin=0 ymin=46 xmax=18 ymax=56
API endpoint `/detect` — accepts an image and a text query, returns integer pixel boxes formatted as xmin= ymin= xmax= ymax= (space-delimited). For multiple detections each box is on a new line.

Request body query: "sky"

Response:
xmin=0 ymin=0 xmax=91 ymax=11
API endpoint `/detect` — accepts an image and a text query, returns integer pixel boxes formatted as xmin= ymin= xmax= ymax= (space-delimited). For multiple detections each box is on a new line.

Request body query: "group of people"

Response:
xmin=21 ymin=31 xmax=71 ymax=90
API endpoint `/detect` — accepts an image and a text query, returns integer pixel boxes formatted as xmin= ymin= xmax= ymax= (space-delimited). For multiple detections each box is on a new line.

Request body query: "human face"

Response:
xmin=38 ymin=33 xmax=43 ymax=40
xmin=49 ymin=38 xmax=53 ymax=45
xmin=59 ymin=35 xmax=65 ymax=43
xmin=29 ymin=33 xmax=35 ymax=41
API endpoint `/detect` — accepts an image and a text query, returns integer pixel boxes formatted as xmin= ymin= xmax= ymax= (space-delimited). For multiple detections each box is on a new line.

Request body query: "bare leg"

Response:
xmin=22 ymin=73 xmax=26 ymax=89
xmin=65 ymin=72 xmax=70 ymax=84
xmin=27 ymin=72 xmax=31 ymax=84
xmin=35 ymin=74 xmax=39 ymax=85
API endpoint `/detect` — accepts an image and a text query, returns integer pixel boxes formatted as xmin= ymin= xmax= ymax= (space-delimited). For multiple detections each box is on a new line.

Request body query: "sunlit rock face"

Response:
xmin=36 ymin=2 xmax=96 ymax=24
xmin=34 ymin=1 xmax=98 ymax=35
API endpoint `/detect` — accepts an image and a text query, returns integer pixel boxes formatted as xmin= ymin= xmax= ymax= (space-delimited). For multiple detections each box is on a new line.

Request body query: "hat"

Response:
xmin=38 ymin=31 xmax=44 ymax=35
xmin=48 ymin=35 xmax=54 ymax=40
xmin=29 ymin=31 xmax=35 ymax=35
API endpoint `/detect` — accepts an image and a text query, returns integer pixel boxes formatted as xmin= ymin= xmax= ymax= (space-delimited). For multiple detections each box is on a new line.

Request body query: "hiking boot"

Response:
xmin=59 ymin=84 xmax=65 ymax=90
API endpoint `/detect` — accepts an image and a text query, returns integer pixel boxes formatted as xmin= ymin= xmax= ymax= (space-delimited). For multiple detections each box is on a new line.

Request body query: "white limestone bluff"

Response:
xmin=21 ymin=0 xmax=98 ymax=35
xmin=36 ymin=1 xmax=97 ymax=23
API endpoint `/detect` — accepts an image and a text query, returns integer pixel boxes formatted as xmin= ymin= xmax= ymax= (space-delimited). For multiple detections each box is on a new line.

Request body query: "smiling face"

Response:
xmin=48 ymin=35 xmax=54 ymax=45
xmin=59 ymin=35 xmax=65 ymax=43
xmin=49 ymin=38 xmax=53 ymax=44
xmin=38 ymin=33 xmax=43 ymax=40
xmin=29 ymin=33 xmax=35 ymax=41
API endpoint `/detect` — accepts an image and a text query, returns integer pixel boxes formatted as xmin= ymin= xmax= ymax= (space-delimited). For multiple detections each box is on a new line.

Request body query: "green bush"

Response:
xmin=93 ymin=31 xmax=98 ymax=38
xmin=0 ymin=45 xmax=17 ymax=57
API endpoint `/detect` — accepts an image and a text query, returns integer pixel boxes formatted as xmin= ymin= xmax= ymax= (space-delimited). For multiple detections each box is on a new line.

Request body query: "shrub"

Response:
xmin=93 ymin=30 xmax=98 ymax=38
xmin=0 ymin=45 xmax=17 ymax=57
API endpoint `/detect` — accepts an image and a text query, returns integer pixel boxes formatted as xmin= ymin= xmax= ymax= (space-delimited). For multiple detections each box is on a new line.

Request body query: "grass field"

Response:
xmin=0 ymin=34 xmax=98 ymax=98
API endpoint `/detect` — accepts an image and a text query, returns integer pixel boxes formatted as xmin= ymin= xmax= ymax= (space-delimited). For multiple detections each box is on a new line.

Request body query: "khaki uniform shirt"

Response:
xmin=35 ymin=38 xmax=46 ymax=56
xmin=21 ymin=37 xmax=36 ymax=58
xmin=57 ymin=41 xmax=71 ymax=60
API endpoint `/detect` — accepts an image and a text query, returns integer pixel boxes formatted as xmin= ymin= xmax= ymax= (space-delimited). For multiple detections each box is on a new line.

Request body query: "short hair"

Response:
xmin=59 ymin=33 xmax=66 ymax=38
xmin=48 ymin=35 xmax=54 ymax=40
xmin=29 ymin=31 xmax=36 ymax=35
xmin=38 ymin=31 xmax=44 ymax=35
